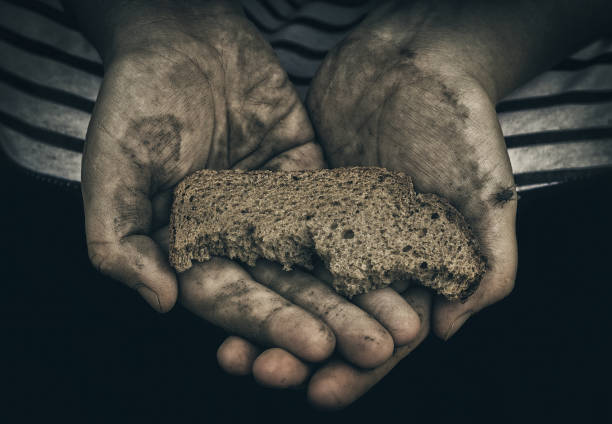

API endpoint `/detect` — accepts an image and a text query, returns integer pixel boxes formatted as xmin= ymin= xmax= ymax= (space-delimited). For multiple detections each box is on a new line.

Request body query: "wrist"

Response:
xmin=63 ymin=0 xmax=243 ymax=64
xmin=350 ymin=2 xmax=499 ymax=102
xmin=358 ymin=0 xmax=612 ymax=103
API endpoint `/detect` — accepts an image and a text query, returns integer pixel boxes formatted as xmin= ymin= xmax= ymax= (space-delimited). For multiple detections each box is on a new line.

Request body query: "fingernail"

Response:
xmin=444 ymin=311 xmax=472 ymax=341
xmin=136 ymin=285 xmax=162 ymax=312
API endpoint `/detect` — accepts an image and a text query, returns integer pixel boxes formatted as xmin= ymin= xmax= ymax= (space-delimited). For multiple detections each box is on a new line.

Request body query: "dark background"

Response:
xmin=1 ymin=151 xmax=610 ymax=423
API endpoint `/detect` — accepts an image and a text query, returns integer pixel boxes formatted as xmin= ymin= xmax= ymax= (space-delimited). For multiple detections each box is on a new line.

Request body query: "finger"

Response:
xmin=260 ymin=141 xmax=327 ymax=171
xmin=390 ymin=279 xmax=411 ymax=293
xmin=82 ymin=121 xmax=178 ymax=313
xmin=217 ymin=337 xmax=311 ymax=388
xmin=307 ymin=287 xmax=432 ymax=410
xmin=151 ymin=189 xmax=173 ymax=230
xmin=228 ymin=56 xmax=317 ymax=171
xmin=249 ymin=260 xmax=394 ymax=369
xmin=312 ymin=261 xmax=421 ymax=347
xmin=217 ymin=336 xmax=260 ymax=376
xmin=252 ymin=348 xmax=310 ymax=389
xmin=433 ymin=201 xmax=518 ymax=340
xmin=152 ymin=226 xmax=170 ymax=254
xmin=352 ymin=288 xmax=421 ymax=346
xmin=179 ymin=258 xmax=335 ymax=363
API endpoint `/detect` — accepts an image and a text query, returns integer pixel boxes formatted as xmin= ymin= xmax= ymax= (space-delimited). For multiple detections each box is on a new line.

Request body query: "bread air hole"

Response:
xmin=343 ymin=229 xmax=355 ymax=239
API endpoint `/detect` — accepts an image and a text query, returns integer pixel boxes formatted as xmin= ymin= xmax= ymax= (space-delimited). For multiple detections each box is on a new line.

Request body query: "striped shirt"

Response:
xmin=1 ymin=0 xmax=611 ymax=192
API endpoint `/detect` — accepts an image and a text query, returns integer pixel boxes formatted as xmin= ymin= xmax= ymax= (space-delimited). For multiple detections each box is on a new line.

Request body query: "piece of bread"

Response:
xmin=169 ymin=167 xmax=486 ymax=300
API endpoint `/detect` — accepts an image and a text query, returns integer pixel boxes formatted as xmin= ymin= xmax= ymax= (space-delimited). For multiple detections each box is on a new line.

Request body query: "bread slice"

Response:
xmin=169 ymin=167 xmax=486 ymax=300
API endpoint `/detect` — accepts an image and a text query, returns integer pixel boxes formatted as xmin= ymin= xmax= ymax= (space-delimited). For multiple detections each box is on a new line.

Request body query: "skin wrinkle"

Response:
xmin=118 ymin=114 xmax=183 ymax=194
xmin=229 ymin=66 xmax=302 ymax=167
xmin=257 ymin=304 xmax=288 ymax=343
xmin=259 ymin=142 xmax=325 ymax=171
xmin=233 ymin=134 xmax=314 ymax=171
xmin=86 ymin=240 xmax=114 ymax=275
xmin=171 ymin=54 xmax=224 ymax=170
xmin=234 ymin=100 xmax=302 ymax=166
xmin=207 ymin=278 xmax=256 ymax=321
xmin=374 ymin=84 xmax=396 ymax=166
xmin=111 ymin=188 xmax=152 ymax=236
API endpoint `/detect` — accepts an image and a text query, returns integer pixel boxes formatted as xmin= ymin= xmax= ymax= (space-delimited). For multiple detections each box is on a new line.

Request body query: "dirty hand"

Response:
xmin=73 ymin=0 xmax=419 ymax=374
xmin=307 ymin=3 xmax=519 ymax=343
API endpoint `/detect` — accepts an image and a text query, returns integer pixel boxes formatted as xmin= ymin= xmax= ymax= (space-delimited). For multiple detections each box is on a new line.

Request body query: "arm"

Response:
xmin=61 ymin=0 xmax=243 ymax=62
xmin=362 ymin=0 xmax=612 ymax=102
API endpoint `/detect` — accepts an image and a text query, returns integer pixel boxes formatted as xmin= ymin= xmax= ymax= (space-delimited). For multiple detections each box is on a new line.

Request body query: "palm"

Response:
xmin=86 ymin=18 xmax=314 ymax=215
xmin=82 ymin=14 xmax=320 ymax=313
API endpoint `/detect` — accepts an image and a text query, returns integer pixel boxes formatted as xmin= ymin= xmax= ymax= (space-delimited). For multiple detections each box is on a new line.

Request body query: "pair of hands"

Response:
xmin=81 ymin=1 xmax=517 ymax=409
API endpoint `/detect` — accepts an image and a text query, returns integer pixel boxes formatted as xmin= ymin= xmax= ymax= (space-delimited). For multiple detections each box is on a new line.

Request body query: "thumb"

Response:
xmin=82 ymin=119 xmax=178 ymax=313
xmin=432 ymin=196 xmax=518 ymax=339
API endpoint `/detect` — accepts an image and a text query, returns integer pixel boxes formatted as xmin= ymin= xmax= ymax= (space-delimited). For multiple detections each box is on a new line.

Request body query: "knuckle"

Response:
xmin=265 ymin=66 xmax=289 ymax=89
xmin=304 ymin=323 xmax=335 ymax=362
xmin=349 ymin=327 xmax=394 ymax=369
xmin=393 ymin=316 xmax=421 ymax=346
xmin=308 ymin=374 xmax=353 ymax=410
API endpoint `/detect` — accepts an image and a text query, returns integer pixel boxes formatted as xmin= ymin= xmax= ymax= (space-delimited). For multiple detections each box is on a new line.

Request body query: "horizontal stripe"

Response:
xmin=260 ymin=0 xmax=295 ymax=21
xmin=514 ymin=167 xmax=612 ymax=187
xmin=516 ymin=182 xmax=561 ymax=192
xmin=0 ymin=0 xmax=101 ymax=63
xmin=552 ymin=52 xmax=612 ymax=71
xmin=244 ymin=6 xmax=366 ymax=34
xmin=0 ymin=127 xmax=82 ymax=182
xmin=266 ymin=24 xmax=347 ymax=55
xmin=270 ymin=38 xmax=329 ymax=59
xmin=505 ymin=127 xmax=612 ymax=148
xmin=0 ymin=79 xmax=91 ymax=140
xmin=568 ymin=38 xmax=612 ymax=60
xmin=0 ymin=67 xmax=95 ymax=113
xmin=0 ymin=110 xmax=83 ymax=152
xmin=0 ymin=40 xmax=101 ymax=101
xmin=501 ymin=65 xmax=612 ymax=100
xmin=499 ymin=102 xmax=612 ymax=136
xmin=497 ymin=90 xmax=612 ymax=113
xmin=508 ymin=139 xmax=612 ymax=175
xmin=0 ymin=25 xmax=103 ymax=76
xmin=0 ymin=0 xmax=76 ymax=30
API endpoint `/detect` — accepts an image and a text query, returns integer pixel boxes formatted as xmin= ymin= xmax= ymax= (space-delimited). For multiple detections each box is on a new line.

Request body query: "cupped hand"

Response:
xmin=83 ymin=2 xmax=420 ymax=370
xmin=82 ymin=4 xmax=317 ymax=312
xmin=306 ymin=4 xmax=518 ymax=342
